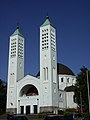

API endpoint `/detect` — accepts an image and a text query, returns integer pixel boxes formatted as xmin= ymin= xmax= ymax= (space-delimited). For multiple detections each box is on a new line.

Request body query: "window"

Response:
xmin=18 ymin=42 xmax=24 ymax=58
xmin=61 ymin=78 xmax=63 ymax=82
xmin=41 ymin=30 xmax=49 ymax=51
xmin=67 ymin=78 xmax=69 ymax=83
xmin=53 ymin=68 xmax=56 ymax=83
xmin=10 ymin=73 xmax=14 ymax=75
xmin=60 ymin=93 xmax=62 ymax=98
xmin=43 ymin=67 xmax=48 ymax=81
xmin=43 ymin=68 xmax=46 ymax=80
xmin=46 ymin=67 xmax=48 ymax=80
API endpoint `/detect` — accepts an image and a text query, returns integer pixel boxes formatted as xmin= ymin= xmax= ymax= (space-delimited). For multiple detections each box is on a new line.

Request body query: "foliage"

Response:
xmin=65 ymin=108 xmax=76 ymax=113
xmin=58 ymin=110 xmax=64 ymax=115
xmin=75 ymin=66 xmax=90 ymax=112
xmin=0 ymin=79 xmax=7 ymax=114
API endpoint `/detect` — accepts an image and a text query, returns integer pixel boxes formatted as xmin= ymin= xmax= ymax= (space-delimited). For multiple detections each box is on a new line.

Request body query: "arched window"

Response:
xmin=20 ymin=85 xmax=39 ymax=97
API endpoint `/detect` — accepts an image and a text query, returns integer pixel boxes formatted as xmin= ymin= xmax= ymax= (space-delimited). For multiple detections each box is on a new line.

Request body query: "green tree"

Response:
xmin=0 ymin=79 xmax=7 ymax=114
xmin=75 ymin=67 xmax=90 ymax=112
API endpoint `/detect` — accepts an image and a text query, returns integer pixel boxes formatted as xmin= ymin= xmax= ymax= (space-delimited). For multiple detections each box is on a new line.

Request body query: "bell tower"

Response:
xmin=40 ymin=16 xmax=58 ymax=113
xmin=6 ymin=26 xmax=24 ymax=114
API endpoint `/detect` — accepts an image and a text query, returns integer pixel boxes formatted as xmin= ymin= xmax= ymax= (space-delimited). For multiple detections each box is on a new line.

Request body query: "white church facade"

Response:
xmin=6 ymin=16 xmax=77 ymax=114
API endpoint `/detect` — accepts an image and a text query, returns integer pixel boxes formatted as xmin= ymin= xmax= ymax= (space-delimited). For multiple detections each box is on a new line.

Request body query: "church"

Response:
xmin=6 ymin=16 xmax=77 ymax=114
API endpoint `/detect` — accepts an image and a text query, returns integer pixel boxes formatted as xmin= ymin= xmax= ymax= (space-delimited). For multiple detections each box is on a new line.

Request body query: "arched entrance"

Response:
xmin=20 ymin=84 xmax=39 ymax=97
xmin=19 ymin=84 xmax=39 ymax=114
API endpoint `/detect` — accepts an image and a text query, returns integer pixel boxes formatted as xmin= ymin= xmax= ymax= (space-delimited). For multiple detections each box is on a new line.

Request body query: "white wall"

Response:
xmin=17 ymin=75 xmax=41 ymax=114
xmin=58 ymin=74 xmax=76 ymax=90
xmin=66 ymin=92 xmax=77 ymax=108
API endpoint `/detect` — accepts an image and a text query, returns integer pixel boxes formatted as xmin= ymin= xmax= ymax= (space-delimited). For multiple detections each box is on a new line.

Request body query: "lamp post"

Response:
xmin=86 ymin=70 xmax=90 ymax=113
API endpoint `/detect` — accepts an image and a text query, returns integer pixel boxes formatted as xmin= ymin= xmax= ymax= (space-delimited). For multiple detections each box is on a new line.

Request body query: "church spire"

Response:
xmin=41 ymin=16 xmax=51 ymax=27
xmin=11 ymin=25 xmax=23 ymax=37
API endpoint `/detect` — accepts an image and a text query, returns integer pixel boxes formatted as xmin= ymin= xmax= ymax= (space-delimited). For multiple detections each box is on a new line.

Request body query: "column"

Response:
xmin=24 ymin=106 xmax=26 ymax=114
xmin=17 ymin=100 xmax=20 ymax=114
xmin=31 ymin=105 xmax=33 ymax=114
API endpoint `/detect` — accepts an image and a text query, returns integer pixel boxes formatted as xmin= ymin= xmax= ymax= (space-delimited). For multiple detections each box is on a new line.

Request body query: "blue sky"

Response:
xmin=0 ymin=0 xmax=90 ymax=82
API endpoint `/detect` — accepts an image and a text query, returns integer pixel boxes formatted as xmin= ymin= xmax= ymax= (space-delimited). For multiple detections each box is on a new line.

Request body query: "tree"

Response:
xmin=0 ymin=79 xmax=7 ymax=114
xmin=75 ymin=66 xmax=90 ymax=112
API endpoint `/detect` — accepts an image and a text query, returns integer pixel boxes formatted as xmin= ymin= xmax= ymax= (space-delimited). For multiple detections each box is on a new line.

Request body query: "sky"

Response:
xmin=0 ymin=0 xmax=90 ymax=82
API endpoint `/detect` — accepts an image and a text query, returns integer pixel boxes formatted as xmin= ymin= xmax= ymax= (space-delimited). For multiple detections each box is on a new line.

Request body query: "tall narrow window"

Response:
xmin=46 ymin=67 xmax=48 ymax=80
xmin=43 ymin=68 xmax=46 ymax=80
xmin=61 ymin=78 xmax=63 ymax=82
xmin=67 ymin=78 xmax=69 ymax=83
xmin=53 ymin=68 xmax=56 ymax=83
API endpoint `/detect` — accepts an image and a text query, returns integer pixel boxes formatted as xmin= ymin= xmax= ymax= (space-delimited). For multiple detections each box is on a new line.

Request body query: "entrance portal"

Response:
xmin=26 ymin=106 xmax=30 ymax=114
xmin=33 ymin=105 xmax=37 ymax=114
xmin=20 ymin=106 xmax=24 ymax=114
